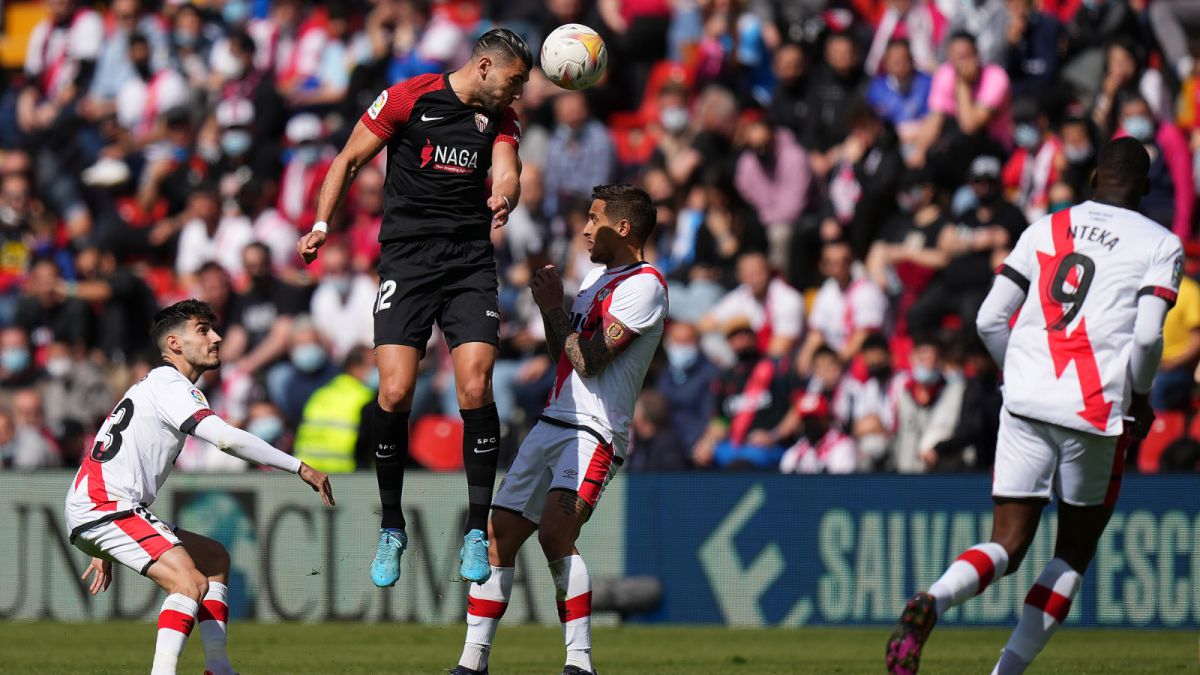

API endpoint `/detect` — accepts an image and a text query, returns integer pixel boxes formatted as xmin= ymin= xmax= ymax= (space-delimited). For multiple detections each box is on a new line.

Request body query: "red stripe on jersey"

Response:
xmin=957 ymin=548 xmax=996 ymax=593
xmin=577 ymin=442 xmax=614 ymax=507
xmin=75 ymin=457 xmax=117 ymax=511
xmin=556 ymin=591 xmax=592 ymax=623
xmin=198 ymin=599 xmax=229 ymax=624
xmin=115 ymin=514 xmax=174 ymax=560
xmin=1025 ymin=584 xmax=1073 ymax=623
xmin=158 ymin=609 xmax=196 ymax=635
xmin=360 ymin=73 xmax=445 ymax=140
xmin=467 ymin=596 xmax=508 ymax=619
xmin=728 ymin=359 xmax=778 ymax=446
xmin=1035 ymin=208 xmax=1112 ymax=431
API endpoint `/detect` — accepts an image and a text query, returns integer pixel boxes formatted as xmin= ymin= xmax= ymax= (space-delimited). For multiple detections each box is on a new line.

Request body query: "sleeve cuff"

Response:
xmin=1137 ymin=286 xmax=1178 ymax=308
xmin=996 ymin=264 xmax=1030 ymax=294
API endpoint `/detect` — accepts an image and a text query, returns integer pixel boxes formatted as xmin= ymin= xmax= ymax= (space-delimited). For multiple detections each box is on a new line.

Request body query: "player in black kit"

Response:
xmin=296 ymin=29 xmax=531 ymax=586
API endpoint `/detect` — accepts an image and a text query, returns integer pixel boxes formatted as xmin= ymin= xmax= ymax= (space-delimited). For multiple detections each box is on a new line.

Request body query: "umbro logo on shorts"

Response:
xmin=562 ymin=469 xmax=577 ymax=478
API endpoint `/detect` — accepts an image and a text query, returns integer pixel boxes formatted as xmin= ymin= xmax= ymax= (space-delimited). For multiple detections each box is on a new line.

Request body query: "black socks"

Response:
xmin=460 ymin=402 xmax=501 ymax=534
xmin=372 ymin=404 xmax=410 ymax=530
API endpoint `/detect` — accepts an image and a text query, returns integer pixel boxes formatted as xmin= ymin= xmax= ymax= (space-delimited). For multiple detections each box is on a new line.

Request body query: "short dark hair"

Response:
xmin=1096 ymin=137 xmax=1150 ymax=185
xmin=948 ymin=31 xmax=977 ymax=50
xmin=343 ymin=344 xmax=372 ymax=371
xmin=813 ymin=345 xmax=839 ymax=363
xmin=152 ymin=299 xmax=217 ymax=351
xmin=473 ymin=28 xmax=532 ymax=70
xmin=592 ymin=184 xmax=657 ymax=244
xmin=862 ymin=332 xmax=890 ymax=353
xmin=885 ymin=38 xmax=912 ymax=53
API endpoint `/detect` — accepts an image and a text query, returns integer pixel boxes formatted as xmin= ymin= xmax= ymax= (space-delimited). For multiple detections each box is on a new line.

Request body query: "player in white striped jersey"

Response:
xmin=64 ymin=300 xmax=334 ymax=675
xmin=887 ymin=139 xmax=1181 ymax=674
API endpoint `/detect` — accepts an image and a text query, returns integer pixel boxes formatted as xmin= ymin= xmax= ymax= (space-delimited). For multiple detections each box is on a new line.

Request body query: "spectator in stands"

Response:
xmin=10 ymin=388 xmax=60 ymax=468
xmin=294 ymin=344 xmax=377 ymax=473
xmin=277 ymin=113 xmax=332 ymax=228
xmin=221 ymin=242 xmax=307 ymax=379
xmin=734 ymin=116 xmax=811 ymax=273
xmin=798 ymin=240 xmax=889 ymax=374
xmin=656 ymin=320 xmax=719 ymax=450
xmin=175 ymin=183 xmax=254 ymax=286
xmin=928 ymin=346 xmax=1001 ymax=471
xmin=386 ymin=0 xmax=470 ymax=83
xmin=627 ymin=390 xmax=691 ymax=471
xmin=1116 ymin=94 xmax=1194 ymax=239
xmin=15 ymin=258 xmax=91 ymax=351
xmin=908 ymin=156 xmax=1026 ymax=340
xmin=246 ymin=399 xmax=290 ymax=452
xmin=778 ymin=390 xmax=858 ymax=474
xmin=766 ymin=43 xmax=809 ymax=141
xmin=1058 ymin=113 xmax=1100 ymax=200
xmin=867 ymin=39 xmax=933 ymax=153
xmin=18 ymin=0 xmax=103 ymax=149
xmin=944 ymin=0 xmax=1007 ymax=67
xmin=664 ymin=85 xmax=740 ymax=188
xmin=701 ymin=252 xmax=804 ymax=361
xmin=1003 ymin=95 xmax=1065 ymax=223
xmin=690 ymin=169 xmax=768 ymax=289
xmin=267 ymin=316 xmax=339 ymax=424
xmin=309 ymin=241 xmax=376 ymax=363
xmin=820 ymin=103 xmax=903 ymax=259
xmin=69 ymin=246 xmax=158 ymax=362
xmin=758 ymin=346 xmax=848 ymax=450
xmin=88 ymin=0 xmax=170 ymax=107
xmin=1154 ymin=273 xmax=1200 ymax=412
xmin=280 ymin=4 xmax=355 ymax=109
xmin=211 ymin=98 xmax=260 ymax=180
xmin=542 ymin=92 xmax=617 ymax=217
xmin=1089 ymin=38 xmax=1171 ymax=138
xmin=1002 ymin=0 xmax=1064 ymax=98
xmin=194 ymin=261 xmax=233 ymax=335
xmin=648 ymin=82 xmax=695 ymax=177
xmin=892 ymin=337 xmax=964 ymax=473
xmin=211 ymin=30 xmax=287 ymax=156
xmin=0 ymin=407 xmax=16 ymax=468
xmin=917 ymin=32 xmax=1012 ymax=184
xmin=836 ymin=333 xmax=904 ymax=470
xmin=806 ymin=33 xmax=867 ymax=177
xmin=865 ymin=0 xmax=946 ymax=76
xmin=41 ymin=340 xmax=110 ymax=445
xmin=343 ymin=165 xmax=386 ymax=273
xmin=1061 ymin=0 xmax=1142 ymax=102
xmin=136 ymin=106 xmax=206 ymax=219
xmin=692 ymin=317 xmax=793 ymax=470
xmin=0 ymin=328 xmax=41 ymax=391
xmin=0 ymin=172 xmax=39 ymax=324
xmin=167 ymin=1 xmax=213 ymax=91
xmin=113 ymin=32 xmax=189 ymax=155
xmin=866 ymin=168 xmax=950 ymax=338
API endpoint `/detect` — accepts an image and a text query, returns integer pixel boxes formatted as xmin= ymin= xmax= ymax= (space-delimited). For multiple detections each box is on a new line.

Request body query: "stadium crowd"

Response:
xmin=1 ymin=0 xmax=1200 ymax=475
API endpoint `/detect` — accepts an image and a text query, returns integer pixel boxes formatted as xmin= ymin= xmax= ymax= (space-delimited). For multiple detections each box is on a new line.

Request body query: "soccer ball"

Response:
xmin=540 ymin=24 xmax=608 ymax=91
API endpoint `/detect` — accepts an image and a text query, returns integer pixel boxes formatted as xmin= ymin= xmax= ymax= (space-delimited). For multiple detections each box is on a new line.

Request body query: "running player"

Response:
xmin=65 ymin=300 xmax=334 ymax=675
xmin=886 ymin=138 xmax=1182 ymax=674
xmin=450 ymin=185 xmax=667 ymax=675
xmin=295 ymin=28 xmax=531 ymax=587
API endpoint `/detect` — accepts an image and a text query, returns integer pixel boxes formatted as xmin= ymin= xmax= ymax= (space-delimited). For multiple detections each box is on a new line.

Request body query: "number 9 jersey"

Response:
xmin=998 ymin=201 xmax=1183 ymax=436
xmin=65 ymin=366 xmax=216 ymax=534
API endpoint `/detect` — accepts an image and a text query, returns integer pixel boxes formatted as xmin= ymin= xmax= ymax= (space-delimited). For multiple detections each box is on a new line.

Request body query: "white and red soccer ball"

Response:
xmin=540 ymin=24 xmax=608 ymax=91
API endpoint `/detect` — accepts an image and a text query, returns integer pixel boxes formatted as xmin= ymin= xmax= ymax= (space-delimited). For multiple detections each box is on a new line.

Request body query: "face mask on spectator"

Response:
xmin=290 ymin=343 xmax=326 ymax=373
xmin=213 ymin=49 xmax=245 ymax=79
xmin=911 ymin=364 xmax=941 ymax=385
xmin=221 ymin=130 xmax=253 ymax=157
xmin=293 ymin=145 xmax=320 ymax=165
xmin=660 ymin=106 xmax=689 ymax=135
xmin=897 ymin=187 xmax=925 ymax=213
xmin=2 ymin=347 xmax=30 ymax=373
xmin=248 ymin=416 xmax=284 ymax=443
xmin=133 ymin=60 xmax=153 ymax=81
xmin=0 ymin=206 xmax=22 ymax=227
xmin=1014 ymin=123 xmax=1041 ymax=150
xmin=1122 ymin=115 xmax=1154 ymax=143
xmin=1049 ymin=200 xmax=1072 ymax=213
xmin=327 ymin=275 xmax=352 ymax=295
xmin=46 ymin=357 xmax=72 ymax=379
xmin=222 ymin=0 xmax=251 ymax=25
xmin=365 ymin=367 xmax=380 ymax=390
xmin=665 ymin=344 xmax=698 ymax=371
xmin=174 ymin=30 xmax=199 ymax=48
xmin=735 ymin=345 xmax=761 ymax=363
xmin=868 ymin=364 xmax=892 ymax=381
xmin=1063 ymin=144 xmax=1092 ymax=163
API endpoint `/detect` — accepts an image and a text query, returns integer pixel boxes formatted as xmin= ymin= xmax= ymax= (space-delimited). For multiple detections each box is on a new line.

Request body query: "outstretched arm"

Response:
xmin=193 ymin=415 xmax=334 ymax=505
xmin=298 ymin=121 xmax=387 ymax=263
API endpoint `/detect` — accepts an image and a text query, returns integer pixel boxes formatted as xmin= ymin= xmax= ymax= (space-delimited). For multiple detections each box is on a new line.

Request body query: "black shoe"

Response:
xmin=448 ymin=666 xmax=487 ymax=675
xmin=562 ymin=666 xmax=596 ymax=675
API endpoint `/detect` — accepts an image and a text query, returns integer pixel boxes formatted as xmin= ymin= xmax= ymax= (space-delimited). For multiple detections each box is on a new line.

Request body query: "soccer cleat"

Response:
xmin=562 ymin=666 xmax=596 ymax=675
xmin=459 ymin=529 xmax=492 ymax=583
xmin=886 ymin=591 xmax=938 ymax=675
xmin=447 ymin=666 xmax=487 ymax=675
xmin=370 ymin=528 xmax=407 ymax=588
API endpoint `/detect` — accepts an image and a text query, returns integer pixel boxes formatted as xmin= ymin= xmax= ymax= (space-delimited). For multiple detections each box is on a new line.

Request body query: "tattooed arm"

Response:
xmin=532 ymin=266 xmax=636 ymax=378
xmin=541 ymin=304 xmax=570 ymax=361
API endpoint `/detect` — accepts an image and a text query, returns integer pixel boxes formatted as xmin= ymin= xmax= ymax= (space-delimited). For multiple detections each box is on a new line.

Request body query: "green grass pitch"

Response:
xmin=0 ymin=622 xmax=1193 ymax=673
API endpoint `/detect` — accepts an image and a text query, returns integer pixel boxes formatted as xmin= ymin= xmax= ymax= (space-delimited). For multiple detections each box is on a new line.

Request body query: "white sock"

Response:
xmin=991 ymin=648 xmax=1030 ymax=675
xmin=152 ymin=593 xmax=198 ymax=675
xmin=928 ymin=542 xmax=1009 ymax=616
xmin=550 ymin=555 xmax=593 ymax=673
xmin=460 ymin=566 xmax=514 ymax=671
xmin=198 ymin=581 xmax=233 ymax=674
xmin=1000 ymin=558 xmax=1082 ymax=667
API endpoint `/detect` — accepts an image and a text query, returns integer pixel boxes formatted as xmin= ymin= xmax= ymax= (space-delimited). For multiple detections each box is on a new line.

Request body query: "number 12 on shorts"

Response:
xmin=376 ymin=280 xmax=396 ymax=313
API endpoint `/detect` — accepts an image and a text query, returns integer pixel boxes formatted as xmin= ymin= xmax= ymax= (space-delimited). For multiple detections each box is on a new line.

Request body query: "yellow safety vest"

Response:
xmin=293 ymin=374 xmax=374 ymax=473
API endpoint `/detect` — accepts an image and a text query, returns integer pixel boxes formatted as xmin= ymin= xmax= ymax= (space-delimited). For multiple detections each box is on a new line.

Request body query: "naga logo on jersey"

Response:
xmin=368 ymin=89 xmax=388 ymax=120
xmin=474 ymin=112 xmax=489 ymax=133
xmin=189 ymin=387 xmax=208 ymax=406
xmin=418 ymin=138 xmax=479 ymax=174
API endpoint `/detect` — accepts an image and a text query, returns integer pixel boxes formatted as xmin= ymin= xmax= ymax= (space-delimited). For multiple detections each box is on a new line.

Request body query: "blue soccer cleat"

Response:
xmin=447 ymin=666 xmax=487 ymax=675
xmin=562 ymin=666 xmax=597 ymax=675
xmin=370 ymin=528 xmax=407 ymax=587
xmin=459 ymin=529 xmax=492 ymax=583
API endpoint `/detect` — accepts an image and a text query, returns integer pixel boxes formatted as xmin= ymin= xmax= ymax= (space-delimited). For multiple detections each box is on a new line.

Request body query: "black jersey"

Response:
xmin=360 ymin=72 xmax=521 ymax=243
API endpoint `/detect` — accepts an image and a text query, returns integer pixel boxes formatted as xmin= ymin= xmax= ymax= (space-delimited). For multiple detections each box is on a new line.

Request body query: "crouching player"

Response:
xmin=65 ymin=300 xmax=334 ymax=675
xmin=451 ymin=185 xmax=667 ymax=675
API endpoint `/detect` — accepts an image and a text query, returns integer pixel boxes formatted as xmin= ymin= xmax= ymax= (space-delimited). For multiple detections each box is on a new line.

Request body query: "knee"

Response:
xmin=173 ymin=572 xmax=209 ymax=603
xmin=378 ymin=376 xmax=413 ymax=412
xmin=456 ymin=372 xmax=492 ymax=409
xmin=537 ymin=527 xmax=574 ymax=561
xmin=993 ymin=536 xmax=1033 ymax=574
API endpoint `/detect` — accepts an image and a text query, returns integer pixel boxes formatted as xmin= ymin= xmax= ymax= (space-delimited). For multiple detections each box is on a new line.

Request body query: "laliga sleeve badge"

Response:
xmin=189 ymin=387 xmax=209 ymax=406
xmin=368 ymin=90 xmax=388 ymax=120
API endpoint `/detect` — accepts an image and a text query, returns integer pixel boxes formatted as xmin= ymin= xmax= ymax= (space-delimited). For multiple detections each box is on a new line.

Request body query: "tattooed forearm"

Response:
xmin=563 ymin=328 xmax=619 ymax=377
xmin=541 ymin=306 xmax=572 ymax=361
xmin=556 ymin=490 xmax=591 ymax=518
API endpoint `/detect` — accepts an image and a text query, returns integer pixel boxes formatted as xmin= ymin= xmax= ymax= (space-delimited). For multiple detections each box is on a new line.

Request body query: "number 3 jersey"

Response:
xmin=543 ymin=262 xmax=668 ymax=456
xmin=998 ymin=201 xmax=1183 ymax=436
xmin=65 ymin=366 xmax=216 ymax=529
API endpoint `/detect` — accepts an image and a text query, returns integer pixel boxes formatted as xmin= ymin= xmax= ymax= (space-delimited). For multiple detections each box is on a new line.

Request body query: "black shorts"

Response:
xmin=374 ymin=237 xmax=500 ymax=354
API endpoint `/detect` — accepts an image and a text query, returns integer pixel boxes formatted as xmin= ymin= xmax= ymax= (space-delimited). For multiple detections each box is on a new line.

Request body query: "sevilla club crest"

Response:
xmin=475 ymin=112 xmax=489 ymax=133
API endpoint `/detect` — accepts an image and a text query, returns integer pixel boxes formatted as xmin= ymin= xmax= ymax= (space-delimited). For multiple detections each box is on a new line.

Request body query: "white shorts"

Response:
xmin=69 ymin=505 xmax=181 ymax=576
xmin=992 ymin=408 xmax=1126 ymax=507
xmin=492 ymin=420 xmax=621 ymax=525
